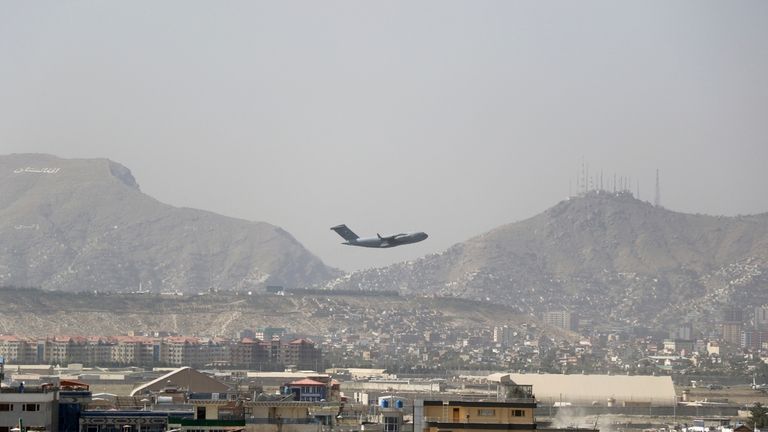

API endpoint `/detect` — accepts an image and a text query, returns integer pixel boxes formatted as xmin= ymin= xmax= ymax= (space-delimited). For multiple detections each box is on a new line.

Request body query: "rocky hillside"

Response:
xmin=0 ymin=154 xmax=339 ymax=292
xmin=0 ymin=287 xmax=560 ymax=340
xmin=324 ymin=192 xmax=768 ymax=331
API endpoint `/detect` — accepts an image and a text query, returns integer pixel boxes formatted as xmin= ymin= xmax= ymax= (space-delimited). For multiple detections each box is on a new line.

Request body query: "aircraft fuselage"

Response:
xmin=343 ymin=232 xmax=428 ymax=248
xmin=331 ymin=224 xmax=428 ymax=248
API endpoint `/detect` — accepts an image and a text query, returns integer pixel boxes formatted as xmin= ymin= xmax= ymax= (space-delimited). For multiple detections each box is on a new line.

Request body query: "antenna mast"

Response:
xmin=654 ymin=169 xmax=661 ymax=207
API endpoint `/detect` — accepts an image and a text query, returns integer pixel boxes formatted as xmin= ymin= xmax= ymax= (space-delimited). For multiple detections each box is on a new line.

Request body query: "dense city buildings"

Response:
xmin=0 ymin=335 xmax=320 ymax=370
xmin=4 ymin=302 xmax=768 ymax=379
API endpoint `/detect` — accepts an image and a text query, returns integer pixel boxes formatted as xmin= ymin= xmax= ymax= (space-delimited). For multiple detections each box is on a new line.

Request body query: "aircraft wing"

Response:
xmin=377 ymin=233 xmax=404 ymax=242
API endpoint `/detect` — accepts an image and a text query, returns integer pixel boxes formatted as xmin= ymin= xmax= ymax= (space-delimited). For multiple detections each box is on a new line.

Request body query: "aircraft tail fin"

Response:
xmin=331 ymin=224 xmax=359 ymax=241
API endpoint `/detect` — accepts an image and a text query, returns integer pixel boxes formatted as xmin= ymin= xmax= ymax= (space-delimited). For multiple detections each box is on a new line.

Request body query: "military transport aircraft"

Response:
xmin=331 ymin=224 xmax=428 ymax=248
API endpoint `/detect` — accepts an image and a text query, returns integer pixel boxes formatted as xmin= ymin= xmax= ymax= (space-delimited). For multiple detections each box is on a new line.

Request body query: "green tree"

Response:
xmin=748 ymin=402 xmax=768 ymax=429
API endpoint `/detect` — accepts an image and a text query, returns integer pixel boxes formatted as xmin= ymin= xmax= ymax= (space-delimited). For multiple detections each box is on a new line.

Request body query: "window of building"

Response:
xmin=0 ymin=426 xmax=10 ymax=432
xmin=384 ymin=416 xmax=399 ymax=432
xmin=478 ymin=409 xmax=495 ymax=416
xmin=22 ymin=403 xmax=40 ymax=411
xmin=513 ymin=409 xmax=525 ymax=417
xmin=0 ymin=403 xmax=12 ymax=411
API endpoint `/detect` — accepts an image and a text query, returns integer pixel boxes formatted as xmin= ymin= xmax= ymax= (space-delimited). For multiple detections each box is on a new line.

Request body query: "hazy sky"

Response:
xmin=2 ymin=1 xmax=767 ymax=272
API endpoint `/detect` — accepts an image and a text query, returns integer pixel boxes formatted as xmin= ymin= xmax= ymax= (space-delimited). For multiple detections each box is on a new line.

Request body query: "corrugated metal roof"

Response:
xmin=129 ymin=366 xmax=229 ymax=396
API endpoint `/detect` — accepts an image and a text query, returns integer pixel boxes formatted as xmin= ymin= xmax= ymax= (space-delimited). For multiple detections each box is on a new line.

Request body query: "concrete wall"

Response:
xmin=0 ymin=392 xmax=56 ymax=431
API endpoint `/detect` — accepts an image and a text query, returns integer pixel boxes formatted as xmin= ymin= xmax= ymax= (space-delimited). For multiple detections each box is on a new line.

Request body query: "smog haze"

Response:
xmin=2 ymin=1 xmax=767 ymax=271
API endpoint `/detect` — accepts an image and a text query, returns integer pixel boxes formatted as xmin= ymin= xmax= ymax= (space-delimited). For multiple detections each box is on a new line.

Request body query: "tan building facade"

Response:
xmin=415 ymin=400 xmax=536 ymax=432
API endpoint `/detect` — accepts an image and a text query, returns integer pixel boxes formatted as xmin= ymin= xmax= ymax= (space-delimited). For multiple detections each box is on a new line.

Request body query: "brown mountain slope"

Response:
xmin=0 ymin=287 xmax=568 ymax=343
xmin=325 ymin=192 xmax=768 ymax=330
xmin=0 ymin=153 xmax=340 ymax=292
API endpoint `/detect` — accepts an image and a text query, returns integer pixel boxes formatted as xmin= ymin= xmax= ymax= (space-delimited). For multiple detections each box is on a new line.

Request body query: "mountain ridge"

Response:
xmin=0 ymin=153 xmax=340 ymax=292
xmin=5 ymin=152 xmax=768 ymax=333
xmin=324 ymin=191 xmax=768 ymax=331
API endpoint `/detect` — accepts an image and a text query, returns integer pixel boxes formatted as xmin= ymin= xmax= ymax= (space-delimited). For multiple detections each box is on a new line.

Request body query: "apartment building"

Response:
xmin=231 ymin=338 xmax=269 ymax=369
xmin=0 ymin=334 xmax=321 ymax=369
xmin=161 ymin=336 xmax=208 ymax=366
xmin=0 ymin=335 xmax=33 ymax=363
xmin=542 ymin=311 xmax=577 ymax=332
xmin=282 ymin=339 xmax=321 ymax=370
xmin=493 ymin=326 xmax=514 ymax=347
xmin=110 ymin=336 xmax=157 ymax=365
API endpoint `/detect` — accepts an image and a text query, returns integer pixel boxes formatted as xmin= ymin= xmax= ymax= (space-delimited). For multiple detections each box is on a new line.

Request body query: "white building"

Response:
xmin=0 ymin=386 xmax=57 ymax=431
